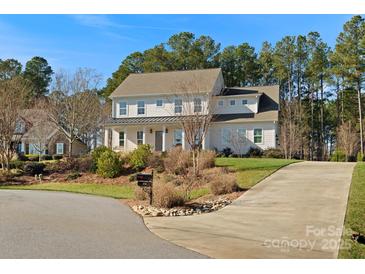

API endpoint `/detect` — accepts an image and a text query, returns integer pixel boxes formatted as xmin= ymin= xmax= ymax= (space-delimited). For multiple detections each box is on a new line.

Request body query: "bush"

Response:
xmin=91 ymin=146 xmax=112 ymax=164
xmin=10 ymin=168 xmax=24 ymax=176
xmin=222 ymin=147 xmax=233 ymax=157
xmin=67 ymin=172 xmax=81 ymax=180
xmin=357 ymin=152 xmax=363 ymax=162
xmin=52 ymin=155 xmax=63 ymax=160
xmin=26 ymin=154 xmax=40 ymax=161
xmin=40 ymin=155 xmax=52 ymax=161
xmin=77 ymin=156 xmax=94 ymax=172
xmin=129 ymin=144 xmax=152 ymax=171
xmin=23 ymin=162 xmax=45 ymax=175
xmin=210 ymin=173 xmax=238 ymax=195
xmin=331 ymin=150 xmax=346 ymax=162
xmin=9 ymin=160 xmax=24 ymax=170
xmin=152 ymin=181 xmax=185 ymax=208
xmin=164 ymin=146 xmax=191 ymax=175
xmin=246 ymin=147 xmax=263 ymax=157
xmin=198 ymin=150 xmax=216 ymax=170
xmin=135 ymin=187 xmax=148 ymax=200
xmin=16 ymin=153 xmax=29 ymax=161
xmin=147 ymin=152 xmax=165 ymax=173
xmin=96 ymin=150 xmax=122 ymax=178
xmin=263 ymin=148 xmax=284 ymax=159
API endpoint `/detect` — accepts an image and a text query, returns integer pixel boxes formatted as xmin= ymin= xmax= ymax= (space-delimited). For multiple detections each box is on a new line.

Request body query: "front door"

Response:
xmin=155 ymin=131 xmax=163 ymax=151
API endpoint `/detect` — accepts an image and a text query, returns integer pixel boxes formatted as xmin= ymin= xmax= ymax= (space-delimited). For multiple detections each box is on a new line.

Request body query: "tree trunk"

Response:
xmin=357 ymin=82 xmax=364 ymax=156
xmin=69 ymin=140 xmax=73 ymax=158
xmin=320 ymin=75 xmax=325 ymax=160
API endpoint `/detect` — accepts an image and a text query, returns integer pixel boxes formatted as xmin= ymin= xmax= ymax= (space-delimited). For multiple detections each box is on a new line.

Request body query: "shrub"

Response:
xmin=96 ymin=150 xmax=122 ymax=178
xmin=331 ymin=149 xmax=346 ymax=162
xmin=263 ymin=148 xmax=284 ymax=159
xmin=67 ymin=172 xmax=81 ymax=180
xmin=91 ymin=146 xmax=113 ymax=170
xmin=26 ymin=154 xmax=40 ymax=161
xmin=52 ymin=155 xmax=63 ymax=160
xmin=246 ymin=147 xmax=263 ymax=157
xmin=9 ymin=160 xmax=24 ymax=170
xmin=128 ymin=173 xmax=137 ymax=182
xmin=129 ymin=144 xmax=152 ymax=171
xmin=77 ymin=156 xmax=94 ymax=172
xmin=10 ymin=168 xmax=24 ymax=176
xmin=222 ymin=147 xmax=233 ymax=157
xmin=210 ymin=173 xmax=238 ymax=195
xmin=16 ymin=153 xmax=29 ymax=161
xmin=164 ymin=146 xmax=191 ymax=175
xmin=135 ymin=187 xmax=148 ymax=200
xmin=40 ymin=155 xmax=52 ymax=161
xmin=152 ymin=181 xmax=185 ymax=208
xmin=147 ymin=152 xmax=165 ymax=173
xmin=198 ymin=150 xmax=216 ymax=170
xmin=0 ymin=170 xmax=14 ymax=182
xmin=357 ymin=152 xmax=363 ymax=162
xmin=23 ymin=162 xmax=45 ymax=175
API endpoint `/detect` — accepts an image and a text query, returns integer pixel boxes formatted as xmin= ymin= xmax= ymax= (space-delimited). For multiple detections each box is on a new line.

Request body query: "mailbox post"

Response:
xmin=136 ymin=171 xmax=154 ymax=205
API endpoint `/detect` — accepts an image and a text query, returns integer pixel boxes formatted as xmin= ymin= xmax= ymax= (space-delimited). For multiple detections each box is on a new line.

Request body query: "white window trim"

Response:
xmin=230 ymin=99 xmax=236 ymax=106
xmin=253 ymin=128 xmax=264 ymax=145
xmin=156 ymin=99 xmax=164 ymax=108
xmin=173 ymin=129 xmax=183 ymax=146
xmin=137 ymin=100 xmax=146 ymax=115
xmin=137 ymin=131 xmax=144 ymax=145
xmin=119 ymin=131 xmax=125 ymax=147
xmin=56 ymin=143 xmax=64 ymax=155
xmin=119 ymin=101 xmax=128 ymax=116
xmin=174 ymin=99 xmax=183 ymax=114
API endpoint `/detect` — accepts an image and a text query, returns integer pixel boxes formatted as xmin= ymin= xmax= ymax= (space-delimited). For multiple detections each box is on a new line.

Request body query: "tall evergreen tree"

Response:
xmin=0 ymin=58 xmax=22 ymax=80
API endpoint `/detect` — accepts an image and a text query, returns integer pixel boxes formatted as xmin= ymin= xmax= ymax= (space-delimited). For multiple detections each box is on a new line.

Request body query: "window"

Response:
xmin=194 ymin=98 xmax=202 ymax=113
xmin=241 ymin=99 xmax=248 ymax=105
xmin=119 ymin=131 xmax=125 ymax=147
xmin=137 ymin=131 xmax=144 ymax=145
xmin=222 ymin=128 xmax=231 ymax=146
xmin=174 ymin=99 xmax=182 ymax=114
xmin=56 ymin=143 xmax=64 ymax=155
xmin=174 ymin=129 xmax=183 ymax=146
xmin=137 ymin=101 xmax=145 ymax=115
xmin=254 ymin=128 xmax=263 ymax=144
xmin=156 ymin=99 xmax=163 ymax=107
xmin=119 ymin=101 xmax=127 ymax=115
xmin=230 ymin=99 xmax=236 ymax=106
xmin=218 ymin=100 xmax=224 ymax=107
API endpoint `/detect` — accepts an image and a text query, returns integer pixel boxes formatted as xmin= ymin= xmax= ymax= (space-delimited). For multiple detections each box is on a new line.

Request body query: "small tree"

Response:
xmin=337 ymin=121 xmax=359 ymax=161
xmin=224 ymin=129 xmax=247 ymax=156
xmin=0 ymin=77 xmax=31 ymax=170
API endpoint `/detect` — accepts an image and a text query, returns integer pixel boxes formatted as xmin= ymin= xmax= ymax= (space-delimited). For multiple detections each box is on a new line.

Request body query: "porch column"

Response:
xmin=162 ymin=126 xmax=166 ymax=152
xmin=104 ymin=128 xmax=109 ymax=147
xmin=202 ymin=134 xmax=206 ymax=150
xmin=202 ymin=130 xmax=209 ymax=150
xmin=182 ymin=130 xmax=186 ymax=150
xmin=143 ymin=127 xmax=146 ymax=145
xmin=124 ymin=128 xmax=128 ymax=152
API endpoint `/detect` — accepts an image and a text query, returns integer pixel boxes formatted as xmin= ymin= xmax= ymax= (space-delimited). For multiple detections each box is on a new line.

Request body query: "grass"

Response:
xmin=0 ymin=183 xmax=135 ymax=199
xmin=338 ymin=162 xmax=365 ymax=259
xmin=188 ymin=187 xmax=210 ymax=200
xmin=215 ymin=157 xmax=298 ymax=189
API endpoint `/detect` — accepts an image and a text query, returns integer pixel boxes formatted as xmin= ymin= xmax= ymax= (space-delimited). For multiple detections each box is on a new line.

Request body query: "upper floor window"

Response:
xmin=194 ymin=98 xmax=202 ymax=113
xmin=119 ymin=101 xmax=127 ymax=116
xmin=119 ymin=131 xmax=125 ymax=147
xmin=218 ymin=100 xmax=224 ymax=107
xmin=254 ymin=128 xmax=263 ymax=144
xmin=156 ymin=99 xmax=163 ymax=107
xmin=175 ymin=99 xmax=182 ymax=114
xmin=230 ymin=99 xmax=236 ymax=106
xmin=241 ymin=99 xmax=248 ymax=105
xmin=137 ymin=101 xmax=145 ymax=115
xmin=137 ymin=131 xmax=144 ymax=145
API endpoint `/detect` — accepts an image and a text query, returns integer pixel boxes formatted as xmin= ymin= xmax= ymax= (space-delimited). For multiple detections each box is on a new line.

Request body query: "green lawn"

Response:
xmin=0 ymin=183 xmax=135 ymax=199
xmin=215 ymin=157 xmax=299 ymax=189
xmin=339 ymin=162 xmax=365 ymax=259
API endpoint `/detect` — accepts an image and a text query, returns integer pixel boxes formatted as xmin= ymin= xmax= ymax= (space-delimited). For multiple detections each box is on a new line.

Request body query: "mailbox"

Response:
xmin=137 ymin=173 xmax=153 ymax=187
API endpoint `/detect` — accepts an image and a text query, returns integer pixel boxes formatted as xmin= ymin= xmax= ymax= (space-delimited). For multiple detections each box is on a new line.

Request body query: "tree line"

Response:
xmin=103 ymin=15 xmax=365 ymax=161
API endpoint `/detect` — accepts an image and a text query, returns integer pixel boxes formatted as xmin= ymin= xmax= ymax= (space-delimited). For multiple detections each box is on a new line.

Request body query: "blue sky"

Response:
xmin=0 ymin=14 xmax=357 ymax=87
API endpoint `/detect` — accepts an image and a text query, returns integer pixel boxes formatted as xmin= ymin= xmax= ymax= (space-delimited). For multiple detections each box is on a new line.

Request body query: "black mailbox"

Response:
xmin=137 ymin=173 xmax=153 ymax=187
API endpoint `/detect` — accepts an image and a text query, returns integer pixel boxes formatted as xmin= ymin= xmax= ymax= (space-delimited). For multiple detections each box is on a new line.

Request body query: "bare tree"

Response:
xmin=224 ymin=129 xmax=248 ymax=156
xmin=167 ymin=75 xmax=215 ymax=176
xmin=0 ymin=77 xmax=31 ymax=170
xmin=48 ymin=68 xmax=103 ymax=157
xmin=337 ymin=121 xmax=359 ymax=161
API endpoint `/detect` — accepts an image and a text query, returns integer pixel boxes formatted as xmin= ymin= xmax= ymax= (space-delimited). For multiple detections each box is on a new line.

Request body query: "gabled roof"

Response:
xmin=109 ymin=68 xmax=222 ymax=98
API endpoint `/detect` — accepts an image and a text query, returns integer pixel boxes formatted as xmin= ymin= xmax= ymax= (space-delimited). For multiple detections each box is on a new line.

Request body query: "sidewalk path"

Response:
xmin=145 ymin=161 xmax=355 ymax=258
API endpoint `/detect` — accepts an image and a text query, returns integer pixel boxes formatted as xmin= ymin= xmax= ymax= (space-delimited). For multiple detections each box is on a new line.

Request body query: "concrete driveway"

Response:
xmin=145 ymin=161 xmax=355 ymax=258
xmin=0 ymin=190 xmax=205 ymax=258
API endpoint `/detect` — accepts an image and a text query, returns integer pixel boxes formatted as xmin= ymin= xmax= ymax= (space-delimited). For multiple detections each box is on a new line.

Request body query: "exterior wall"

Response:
xmin=208 ymin=121 xmax=277 ymax=154
xmin=213 ymin=95 xmax=259 ymax=114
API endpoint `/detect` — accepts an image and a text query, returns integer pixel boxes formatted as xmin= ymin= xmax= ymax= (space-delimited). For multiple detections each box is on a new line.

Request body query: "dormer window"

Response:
xmin=241 ymin=99 xmax=248 ymax=105
xmin=230 ymin=99 xmax=236 ymax=106
xmin=137 ymin=101 xmax=145 ymax=115
xmin=119 ymin=101 xmax=127 ymax=116
xmin=194 ymin=98 xmax=202 ymax=113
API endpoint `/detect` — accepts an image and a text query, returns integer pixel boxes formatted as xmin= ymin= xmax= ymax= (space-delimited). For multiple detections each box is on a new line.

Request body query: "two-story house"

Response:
xmin=104 ymin=68 xmax=279 ymax=154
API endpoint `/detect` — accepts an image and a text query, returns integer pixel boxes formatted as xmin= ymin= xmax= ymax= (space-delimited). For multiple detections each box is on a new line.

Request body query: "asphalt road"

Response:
xmin=0 ymin=190 xmax=205 ymax=258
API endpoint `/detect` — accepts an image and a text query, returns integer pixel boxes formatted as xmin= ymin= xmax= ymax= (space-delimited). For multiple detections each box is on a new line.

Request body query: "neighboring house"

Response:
xmin=104 ymin=68 xmax=279 ymax=154
xmin=16 ymin=109 xmax=87 ymax=156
